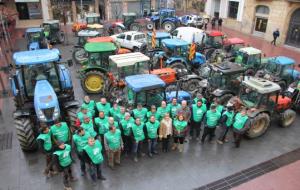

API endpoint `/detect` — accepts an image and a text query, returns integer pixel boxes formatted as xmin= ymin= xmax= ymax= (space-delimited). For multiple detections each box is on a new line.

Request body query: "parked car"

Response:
xmin=179 ymin=15 xmax=204 ymax=28
xmin=111 ymin=31 xmax=147 ymax=52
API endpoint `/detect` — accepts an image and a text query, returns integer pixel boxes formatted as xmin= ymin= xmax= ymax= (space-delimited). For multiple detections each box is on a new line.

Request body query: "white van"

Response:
xmin=171 ymin=27 xmax=206 ymax=44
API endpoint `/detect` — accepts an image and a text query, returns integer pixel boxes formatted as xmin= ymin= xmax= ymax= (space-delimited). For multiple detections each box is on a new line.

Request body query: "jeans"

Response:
xmin=122 ymin=135 xmax=132 ymax=154
xmin=62 ymin=165 xmax=73 ymax=187
xmin=233 ymin=131 xmax=242 ymax=148
xmin=201 ymin=127 xmax=216 ymax=142
xmin=132 ymin=140 xmax=144 ymax=154
xmin=190 ymin=120 xmax=201 ymax=138
xmin=107 ymin=149 xmax=121 ymax=167
xmin=218 ymin=125 xmax=230 ymax=142
xmin=162 ymin=135 xmax=171 ymax=151
xmin=174 ymin=136 xmax=185 ymax=144
xmin=77 ymin=152 xmax=86 ymax=173
xmin=147 ymin=138 xmax=157 ymax=153
xmin=89 ymin=163 xmax=103 ymax=182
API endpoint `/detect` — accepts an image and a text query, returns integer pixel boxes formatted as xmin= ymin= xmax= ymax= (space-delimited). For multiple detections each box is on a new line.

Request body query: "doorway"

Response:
xmin=286 ymin=8 xmax=300 ymax=48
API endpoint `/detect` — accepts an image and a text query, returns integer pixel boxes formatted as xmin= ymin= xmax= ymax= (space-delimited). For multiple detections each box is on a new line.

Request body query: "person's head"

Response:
xmin=99 ymin=111 xmax=105 ymax=118
xmin=77 ymin=127 xmax=85 ymax=136
xmin=83 ymin=116 xmax=90 ymax=123
xmin=100 ymin=97 xmax=107 ymax=104
xmin=113 ymin=102 xmax=118 ymax=109
xmin=197 ymin=93 xmax=203 ymax=99
xmin=172 ymin=98 xmax=177 ymax=105
xmin=120 ymin=106 xmax=125 ymax=113
xmin=81 ymin=106 xmax=88 ymax=114
xmin=84 ymin=96 xmax=90 ymax=104
xmin=151 ymin=105 xmax=156 ymax=112
xmin=197 ymin=100 xmax=202 ymax=107
xmin=213 ymin=98 xmax=219 ymax=105
xmin=57 ymin=141 xmax=65 ymax=149
xmin=108 ymin=117 xmax=114 ymax=124
xmin=178 ymin=114 xmax=184 ymax=121
xmin=210 ymin=104 xmax=217 ymax=112
xmin=181 ymin=100 xmax=187 ymax=108
xmin=150 ymin=115 xmax=156 ymax=123
xmin=125 ymin=112 xmax=131 ymax=120
xmin=161 ymin=101 xmax=167 ymax=108
xmin=109 ymin=125 xmax=116 ymax=133
xmin=54 ymin=120 xmax=61 ymax=126
xmin=88 ymin=137 xmax=95 ymax=146
xmin=137 ymin=103 xmax=143 ymax=110
xmin=135 ymin=118 xmax=141 ymax=125
xmin=240 ymin=107 xmax=247 ymax=116
xmin=40 ymin=126 xmax=49 ymax=134
xmin=164 ymin=113 xmax=170 ymax=120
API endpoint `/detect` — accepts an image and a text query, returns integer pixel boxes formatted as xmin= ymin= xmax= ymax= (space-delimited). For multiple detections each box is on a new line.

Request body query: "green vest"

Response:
xmin=146 ymin=120 xmax=160 ymax=139
xmin=147 ymin=111 xmax=160 ymax=120
xmin=77 ymin=111 xmax=93 ymax=123
xmin=116 ymin=112 xmax=126 ymax=122
xmin=84 ymin=140 xmax=103 ymax=164
xmin=94 ymin=117 xmax=109 ymax=135
xmin=192 ymin=104 xmax=207 ymax=122
xmin=53 ymin=144 xmax=72 ymax=167
xmin=81 ymin=121 xmax=97 ymax=138
xmin=167 ymin=103 xmax=181 ymax=118
xmin=223 ymin=111 xmax=235 ymax=127
xmin=193 ymin=97 xmax=207 ymax=104
xmin=206 ymin=110 xmax=221 ymax=128
xmin=50 ymin=122 xmax=69 ymax=143
xmin=157 ymin=107 xmax=170 ymax=121
xmin=104 ymin=129 xmax=122 ymax=150
xmin=109 ymin=107 xmax=120 ymax=120
xmin=37 ymin=132 xmax=52 ymax=151
xmin=96 ymin=102 xmax=111 ymax=116
xmin=82 ymin=100 xmax=96 ymax=116
xmin=120 ymin=117 xmax=134 ymax=136
xmin=73 ymin=131 xmax=91 ymax=152
xmin=132 ymin=123 xmax=145 ymax=142
xmin=133 ymin=108 xmax=148 ymax=122
xmin=233 ymin=113 xmax=248 ymax=130
xmin=173 ymin=119 xmax=187 ymax=137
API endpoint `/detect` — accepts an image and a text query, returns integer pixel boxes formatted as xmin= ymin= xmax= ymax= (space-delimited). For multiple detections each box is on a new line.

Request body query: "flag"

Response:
xmin=189 ymin=33 xmax=196 ymax=61
xmin=152 ymin=29 xmax=156 ymax=49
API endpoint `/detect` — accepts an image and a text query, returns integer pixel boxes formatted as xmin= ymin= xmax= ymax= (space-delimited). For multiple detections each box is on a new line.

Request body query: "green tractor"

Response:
xmin=42 ymin=20 xmax=65 ymax=44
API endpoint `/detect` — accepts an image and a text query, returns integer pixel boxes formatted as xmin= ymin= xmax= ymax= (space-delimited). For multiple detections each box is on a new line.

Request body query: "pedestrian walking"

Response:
xmin=159 ymin=113 xmax=173 ymax=152
xmin=81 ymin=116 xmax=97 ymax=138
xmin=104 ymin=125 xmax=123 ymax=169
xmin=167 ymin=98 xmax=181 ymax=119
xmin=190 ymin=100 xmax=207 ymax=141
xmin=132 ymin=118 xmax=146 ymax=162
xmin=132 ymin=103 xmax=148 ymax=122
xmin=82 ymin=95 xmax=96 ymax=116
xmin=147 ymin=105 xmax=160 ymax=121
xmin=217 ymin=106 xmax=235 ymax=145
xmin=218 ymin=18 xmax=223 ymax=30
xmin=51 ymin=121 xmax=71 ymax=145
xmin=94 ymin=111 xmax=109 ymax=142
xmin=120 ymin=112 xmax=134 ymax=155
xmin=201 ymin=104 xmax=221 ymax=144
xmin=157 ymin=101 xmax=170 ymax=121
xmin=271 ymin=29 xmax=280 ymax=46
xmin=232 ymin=108 xmax=249 ymax=148
xmin=172 ymin=114 xmax=188 ymax=152
xmin=145 ymin=115 xmax=160 ymax=157
xmin=96 ymin=97 xmax=111 ymax=116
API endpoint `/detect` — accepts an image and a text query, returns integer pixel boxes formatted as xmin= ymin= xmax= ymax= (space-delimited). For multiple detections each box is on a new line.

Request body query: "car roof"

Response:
xmin=26 ymin=27 xmax=43 ymax=33
xmin=239 ymin=47 xmax=261 ymax=55
xmin=211 ymin=61 xmax=245 ymax=74
xmin=147 ymin=31 xmax=170 ymax=39
xmin=175 ymin=26 xmax=204 ymax=33
xmin=43 ymin=20 xmax=59 ymax=24
xmin=207 ymin=30 xmax=223 ymax=37
xmin=109 ymin=52 xmax=149 ymax=67
xmin=13 ymin=49 xmax=60 ymax=66
xmin=125 ymin=74 xmax=166 ymax=92
xmin=162 ymin=38 xmax=189 ymax=48
xmin=87 ymin=36 xmax=113 ymax=43
xmin=77 ymin=30 xmax=99 ymax=37
xmin=272 ymin=56 xmax=295 ymax=65
xmin=224 ymin=37 xmax=245 ymax=45
xmin=84 ymin=42 xmax=117 ymax=53
xmin=242 ymin=77 xmax=281 ymax=94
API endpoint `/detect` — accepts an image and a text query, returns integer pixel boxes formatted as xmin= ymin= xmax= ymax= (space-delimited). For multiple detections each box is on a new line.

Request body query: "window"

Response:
xmin=15 ymin=2 xmax=42 ymax=20
xmin=254 ymin=5 xmax=269 ymax=33
xmin=117 ymin=34 xmax=125 ymax=39
xmin=126 ymin=35 xmax=132 ymax=40
xmin=228 ymin=1 xmax=239 ymax=19
xmin=256 ymin=5 xmax=269 ymax=15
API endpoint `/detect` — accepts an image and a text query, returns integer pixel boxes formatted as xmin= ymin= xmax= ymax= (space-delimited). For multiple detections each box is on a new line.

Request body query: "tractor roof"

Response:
xmin=162 ymin=38 xmax=189 ymax=48
xmin=123 ymin=12 xmax=137 ymax=16
xmin=147 ymin=32 xmax=170 ymax=39
xmin=86 ymin=13 xmax=100 ymax=18
xmin=77 ymin=30 xmax=99 ymax=37
xmin=125 ymin=74 xmax=166 ymax=92
xmin=239 ymin=47 xmax=261 ymax=55
xmin=26 ymin=27 xmax=43 ymax=33
xmin=211 ymin=61 xmax=245 ymax=75
xmin=271 ymin=56 xmax=295 ymax=65
xmin=207 ymin=30 xmax=223 ymax=37
xmin=13 ymin=49 xmax=60 ymax=66
xmin=43 ymin=20 xmax=59 ymax=24
xmin=242 ymin=77 xmax=281 ymax=94
xmin=87 ymin=24 xmax=103 ymax=29
xmin=224 ymin=37 xmax=245 ymax=45
xmin=109 ymin=52 xmax=149 ymax=67
xmin=87 ymin=36 xmax=113 ymax=43
xmin=84 ymin=42 xmax=117 ymax=53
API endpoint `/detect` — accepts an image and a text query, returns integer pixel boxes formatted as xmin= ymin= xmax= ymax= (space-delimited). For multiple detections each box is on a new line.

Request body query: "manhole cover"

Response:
xmin=0 ymin=132 xmax=13 ymax=151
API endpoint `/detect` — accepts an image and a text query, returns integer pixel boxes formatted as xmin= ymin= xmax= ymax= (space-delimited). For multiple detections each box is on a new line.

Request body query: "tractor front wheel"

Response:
xmin=146 ymin=21 xmax=155 ymax=30
xmin=280 ymin=109 xmax=296 ymax=128
xmin=246 ymin=113 xmax=270 ymax=138
xmin=130 ymin=23 xmax=141 ymax=31
xmin=162 ymin=21 xmax=175 ymax=32
xmin=81 ymin=70 xmax=106 ymax=94
xmin=14 ymin=118 xmax=37 ymax=151
xmin=73 ymin=48 xmax=87 ymax=65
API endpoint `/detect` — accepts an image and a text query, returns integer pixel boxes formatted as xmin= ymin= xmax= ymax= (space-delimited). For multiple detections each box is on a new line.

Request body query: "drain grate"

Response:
xmin=0 ymin=132 xmax=13 ymax=151
xmin=195 ymin=148 xmax=300 ymax=190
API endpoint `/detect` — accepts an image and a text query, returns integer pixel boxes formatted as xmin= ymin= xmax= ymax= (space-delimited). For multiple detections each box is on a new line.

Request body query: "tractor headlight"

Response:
xmin=37 ymin=109 xmax=47 ymax=122
xmin=53 ymin=107 xmax=60 ymax=120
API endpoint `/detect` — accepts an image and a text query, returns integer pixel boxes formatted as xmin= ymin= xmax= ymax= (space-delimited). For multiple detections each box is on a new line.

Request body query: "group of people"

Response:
xmin=36 ymin=95 xmax=250 ymax=190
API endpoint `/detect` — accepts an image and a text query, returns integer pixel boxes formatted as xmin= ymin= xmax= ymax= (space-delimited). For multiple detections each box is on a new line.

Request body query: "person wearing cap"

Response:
xmin=81 ymin=116 xmax=97 ymax=138
xmin=232 ymin=108 xmax=249 ymax=148
xmin=120 ymin=112 xmax=134 ymax=155
xmin=96 ymin=97 xmax=111 ymax=116
xmin=82 ymin=95 xmax=96 ymax=116
xmin=104 ymin=125 xmax=123 ymax=169
xmin=145 ymin=115 xmax=160 ymax=157
xmin=159 ymin=113 xmax=173 ymax=152
xmin=50 ymin=120 xmax=71 ymax=145
xmin=83 ymin=137 xmax=106 ymax=183
xmin=37 ymin=126 xmax=54 ymax=178
xmin=167 ymin=98 xmax=181 ymax=119
xmin=77 ymin=105 xmax=93 ymax=123
xmin=52 ymin=141 xmax=76 ymax=190
xmin=176 ymin=100 xmax=191 ymax=122
xmin=132 ymin=103 xmax=148 ymax=123
xmin=94 ymin=111 xmax=109 ymax=142
xmin=147 ymin=105 xmax=159 ymax=121
xmin=172 ymin=114 xmax=188 ymax=152
xmin=217 ymin=106 xmax=235 ymax=145
xmin=116 ymin=106 xmax=126 ymax=122
xmin=132 ymin=117 xmax=146 ymax=162
xmin=190 ymin=99 xmax=207 ymax=141
xmin=73 ymin=127 xmax=91 ymax=176
xmin=109 ymin=102 xmax=120 ymax=121
xmin=157 ymin=101 xmax=170 ymax=121
xmin=201 ymin=104 xmax=221 ymax=144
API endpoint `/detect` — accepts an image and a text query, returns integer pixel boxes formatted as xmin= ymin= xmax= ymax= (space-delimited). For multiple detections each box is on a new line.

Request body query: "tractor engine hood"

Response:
xmin=29 ymin=42 xmax=40 ymax=50
xmin=34 ymin=80 xmax=60 ymax=123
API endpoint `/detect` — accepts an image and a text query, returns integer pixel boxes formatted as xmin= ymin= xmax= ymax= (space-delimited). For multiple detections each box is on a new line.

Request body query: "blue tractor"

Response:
xmin=24 ymin=28 xmax=47 ymax=50
xmin=11 ymin=49 xmax=78 ymax=151
xmin=146 ymin=9 xmax=180 ymax=32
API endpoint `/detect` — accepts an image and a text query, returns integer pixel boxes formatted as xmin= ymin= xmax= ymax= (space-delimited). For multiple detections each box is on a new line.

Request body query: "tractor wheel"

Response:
xmin=58 ymin=32 xmax=65 ymax=44
xmin=133 ymin=47 xmax=139 ymax=52
xmin=184 ymin=79 xmax=201 ymax=93
xmin=114 ymin=26 xmax=123 ymax=34
xmin=65 ymin=106 xmax=80 ymax=132
xmin=14 ymin=118 xmax=37 ymax=151
xmin=170 ymin=62 xmax=186 ymax=72
xmin=218 ymin=94 xmax=233 ymax=105
xmin=146 ymin=21 xmax=155 ymax=30
xmin=81 ymin=70 xmax=106 ymax=94
xmin=130 ymin=23 xmax=141 ymax=31
xmin=278 ymin=81 xmax=287 ymax=91
xmin=203 ymin=18 xmax=210 ymax=24
xmin=205 ymin=49 xmax=215 ymax=60
xmin=280 ymin=109 xmax=296 ymax=128
xmin=245 ymin=68 xmax=255 ymax=76
xmin=246 ymin=113 xmax=270 ymax=138
xmin=162 ymin=21 xmax=175 ymax=32
xmin=72 ymin=48 xmax=87 ymax=65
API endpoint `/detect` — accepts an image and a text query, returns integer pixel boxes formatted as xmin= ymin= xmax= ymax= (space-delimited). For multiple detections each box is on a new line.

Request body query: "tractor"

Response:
xmin=197 ymin=30 xmax=225 ymax=59
xmin=147 ymin=31 xmax=171 ymax=53
xmin=72 ymin=12 xmax=102 ymax=34
xmin=255 ymin=56 xmax=300 ymax=91
xmin=24 ymin=28 xmax=47 ymax=50
xmin=42 ymin=20 xmax=65 ymax=44
xmin=146 ymin=8 xmax=180 ymax=32
xmin=10 ymin=49 xmax=79 ymax=151
xmin=228 ymin=77 xmax=296 ymax=139
xmin=108 ymin=13 xmax=147 ymax=34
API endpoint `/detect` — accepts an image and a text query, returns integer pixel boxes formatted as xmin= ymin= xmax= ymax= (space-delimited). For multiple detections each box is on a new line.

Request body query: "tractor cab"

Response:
xmin=86 ymin=13 xmax=101 ymax=25
xmin=235 ymin=47 xmax=262 ymax=74
xmin=147 ymin=31 xmax=171 ymax=51
xmin=205 ymin=30 xmax=224 ymax=49
xmin=161 ymin=38 xmax=190 ymax=58
xmin=25 ymin=28 xmax=46 ymax=50
xmin=42 ymin=20 xmax=65 ymax=44
xmin=223 ymin=37 xmax=245 ymax=55
xmin=122 ymin=13 xmax=138 ymax=30
xmin=76 ymin=30 xmax=100 ymax=46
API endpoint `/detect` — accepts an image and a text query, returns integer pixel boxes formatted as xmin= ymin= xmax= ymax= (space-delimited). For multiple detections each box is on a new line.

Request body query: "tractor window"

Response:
xmin=43 ymin=24 xmax=50 ymax=32
xmin=118 ymin=62 xmax=147 ymax=78
xmin=214 ymin=36 xmax=223 ymax=44
xmin=240 ymin=87 xmax=261 ymax=108
xmin=86 ymin=17 xmax=100 ymax=24
xmin=265 ymin=62 xmax=281 ymax=75
xmin=27 ymin=32 xmax=42 ymax=43
xmin=51 ymin=23 xmax=59 ymax=30
xmin=282 ymin=64 xmax=294 ymax=77
xmin=89 ymin=52 xmax=110 ymax=67
xmin=248 ymin=54 xmax=261 ymax=66
xmin=209 ymin=71 xmax=225 ymax=88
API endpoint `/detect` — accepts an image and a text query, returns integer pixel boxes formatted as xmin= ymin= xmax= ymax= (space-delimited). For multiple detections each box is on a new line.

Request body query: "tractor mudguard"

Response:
xmin=79 ymin=66 xmax=108 ymax=77
xmin=13 ymin=110 xmax=31 ymax=119
xmin=182 ymin=74 xmax=202 ymax=81
xmin=212 ymin=89 xmax=234 ymax=97
xmin=162 ymin=18 xmax=177 ymax=23
xmin=150 ymin=15 xmax=160 ymax=22
xmin=166 ymin=57 xmax=187 ymax=66
xmin=247 ymin=109 xmax=270 ymax=119
xmin=115 ymin=23 xmax=126 ymax=29
xmin=58 ymin=64 xmax=73 ymax=89
xmin=62 ymin=100 xmax=79 ymax=109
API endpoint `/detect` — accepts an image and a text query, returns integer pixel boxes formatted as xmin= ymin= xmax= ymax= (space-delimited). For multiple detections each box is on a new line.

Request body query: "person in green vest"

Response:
xmin=217 ymin=106 xmax=235 ymax=145
xmin=232 ymin=108 xmax=249 ymax=148
xmin=147 ymin=105 xmax=159 ymax=121
xmin=201 ymin=104 xmax=221 ymax=144
xmin=94 ymin=111 xmax=109 ymax=142
xmin=116 ymin=106 xmax=126 ymax=122
xmin=82 ymin=95 xmax=96 ymax=116
xmin=190 ymin=99 xmax=207 ymax=141
xmin=193 ymin=93 xmax=207 ymax=105
xmin=120 ymin=112 xmax=134 ymax=155
xmin=73 ymin=127 xmax=91 ymax=176
xmin=172 ymin=114 xmax=188 ymax=152
xmin=109 ymin=102 xmax=120 ymax=121
xmin=145 ymin=115 xmax=160 ymax=157
xmin=132 ymin=103 xmax=148 ymax=122
xmin=50 ymin=120 xmax=71 ymax=145
xmin=132 ymin=118 xmax=146 ymax=162
xmin=176 ymin=100 xmax=191 ymax=122
xmin=52 ymin=141 xmax=76 ymax=190
xmin=210 ymin=98 xmax=224 ymax=114
xmin=96 ymin=97 xmax=111 ymax=116
xmin=37 ymin=126 xmax=54 ymax=178
xmin=157 ymin=101 xmax=170 ymax=121
xmin=167 ymin=98 xmax=181 ymax=118
xmin=108 ymin=117 xmax=119 ymax=129
xmin=83 ymin=137 xmax=106 ymax=184
xmin=77 ymin=105 xmax=93 ymax=123
xmin=81 ymin=116 xmax=97 ymax=138
xmin=104 ymin=125 xmax=123 ymax=169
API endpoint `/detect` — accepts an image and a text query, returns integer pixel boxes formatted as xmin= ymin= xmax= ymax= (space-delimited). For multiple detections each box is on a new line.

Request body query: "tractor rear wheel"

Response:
xmin=183 ymin=79 xmax=201 ymax=93
xmin=73 ymin=48 xmax=87 ymax=65
xmin=65 ymin=106 xmax=80 ymax=132
xmin=81 ymin=70 xmax=106 ymax=94
xmin=14 ymin=118 xmax=37 ymax=151
xmin=162 ymin=21 xmax=175 ymax=32
xmin=246 ymin=113 xmax=270 ymax=138
xmin=146 ymin=21 xmax=155 ymax=30
xmin=130 ymin=23 xmax=141 ymax=31
xmin=280 ymin=109 xmax=296 ymax=128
